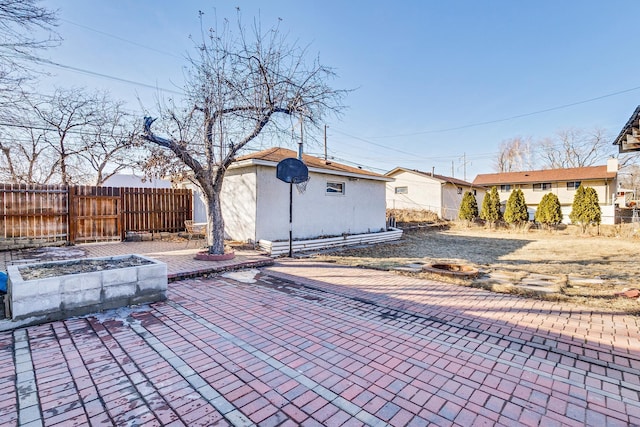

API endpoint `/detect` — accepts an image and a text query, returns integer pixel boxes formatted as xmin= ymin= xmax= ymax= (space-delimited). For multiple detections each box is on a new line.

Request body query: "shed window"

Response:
xmin=533 ymin=183 xmax=552 ymax=191
xmin=500 ymin=185 xmax=511 ymax=192
xmin=395 ymin=186 xmax=408 ymax=194
xmin=566 ymin=181 xmax=581 ymax=190
xmin=326 ymin=181 xmax=345 ymax=195
xmin=457 ymin=187 xmax=463 ymax=194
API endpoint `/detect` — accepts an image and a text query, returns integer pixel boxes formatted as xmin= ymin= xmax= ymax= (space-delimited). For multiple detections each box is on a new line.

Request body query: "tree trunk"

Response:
xmin=206 ymin=184 xmax=226 ymax=255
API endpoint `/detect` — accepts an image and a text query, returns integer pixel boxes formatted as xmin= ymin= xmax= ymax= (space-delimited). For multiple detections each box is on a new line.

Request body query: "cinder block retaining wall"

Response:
xmin=6 ymin=254 xmax=167 ymax=322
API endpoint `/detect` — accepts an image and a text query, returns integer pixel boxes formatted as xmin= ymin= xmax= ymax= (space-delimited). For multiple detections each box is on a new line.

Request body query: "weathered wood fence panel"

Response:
xmin=121 ymin=187 xmax=192 ymax=238
xmin=0 ymin=184 xmax=193 ymax=248
xmin=0 ymin=184 xmax=68 ymax=244
xmin=70 ymin=186 xmax=122 ymax=243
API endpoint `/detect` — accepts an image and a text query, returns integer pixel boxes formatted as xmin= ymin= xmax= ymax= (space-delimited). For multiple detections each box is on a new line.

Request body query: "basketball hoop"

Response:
xmin=294 ymin=176 xmax=310 ymax=194
xmin=276 ymin=157 xmax=310 ymax=257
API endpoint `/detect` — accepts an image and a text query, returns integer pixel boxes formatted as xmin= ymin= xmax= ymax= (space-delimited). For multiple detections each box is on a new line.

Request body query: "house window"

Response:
xmin=567 ymin=181 xmax=581 ymax=190
xmin=326 ymin=181 xmax=345 ymax=195
xmin=533 ymin=183 xmax=552 ymax=191
xmin=395 ymin=186 xmax=408 ymax=194
xmin=457 ymin=187 xmax=463 ymax=194
xmin=500 ymin=185 xmax=511 ymax=192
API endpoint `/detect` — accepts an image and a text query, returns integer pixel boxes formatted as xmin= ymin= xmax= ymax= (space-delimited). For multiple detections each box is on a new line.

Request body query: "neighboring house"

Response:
xmin=178 ymin=147 xmax=393 ymax=243
xmin=385 ymin=167 xmax=485 ymax=220
xmin=612 ymin=105 xmax=640 ymax=153
xmin=102 ymin=174 xmax=172 ymax=189
xmin=472 ymin=159 xmax=619 ymax=224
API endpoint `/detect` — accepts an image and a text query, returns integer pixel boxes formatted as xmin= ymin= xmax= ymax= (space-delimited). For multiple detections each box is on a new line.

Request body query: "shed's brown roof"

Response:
xmin=473 ymin=165 xmax=616 ymax=186
xmin=235 ymin=147 xmax=386 ymax=179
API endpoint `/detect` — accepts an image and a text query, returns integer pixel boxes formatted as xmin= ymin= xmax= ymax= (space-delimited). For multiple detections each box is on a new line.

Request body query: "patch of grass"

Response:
xmin=314 ymin=222 xmax=640 ymax=315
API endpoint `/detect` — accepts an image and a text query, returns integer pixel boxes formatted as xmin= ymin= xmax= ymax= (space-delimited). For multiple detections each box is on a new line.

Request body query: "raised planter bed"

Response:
xmin=5 ymin=254 xmax=167 ymax=323
xmin=258 ymin=227 xmax=403 ymax=256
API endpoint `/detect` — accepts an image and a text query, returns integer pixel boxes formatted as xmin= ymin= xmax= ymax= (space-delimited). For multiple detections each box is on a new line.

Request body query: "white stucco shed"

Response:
xmin=184 ymin=147 xmax=393 ymax=243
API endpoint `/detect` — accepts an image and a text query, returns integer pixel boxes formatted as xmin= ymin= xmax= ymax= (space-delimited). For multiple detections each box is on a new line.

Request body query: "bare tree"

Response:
xmin=539 ymin=127 xmax=615 ymax=169
xmin=29 ymin=88 xmax=106 ymax=185
xmin=142 ymin=14 xmax=346 ymax=255
xmin=79 ymin=100 xmax=142 ymax=185
xmin=0 ymin=0 xmax=59 ymax=101
xmin=494 ymin=136 xmax=533 ymax=172
xmin=0 ymin=125 xmax=58 ymax=183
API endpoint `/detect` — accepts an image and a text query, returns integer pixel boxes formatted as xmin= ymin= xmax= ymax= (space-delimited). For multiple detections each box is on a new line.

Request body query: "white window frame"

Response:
xmin=500 ymin=184 xmax=511 ymax=192
xmin=326 ymin=181 xmax=345 ymax=195
xmin=395 ymin=186 xmax=408 ymax=194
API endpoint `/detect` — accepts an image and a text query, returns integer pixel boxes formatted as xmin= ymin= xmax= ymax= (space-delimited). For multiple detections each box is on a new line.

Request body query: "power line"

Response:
xmin=348 ymin=85 xmax=640 ymax=139
xmin=5 ymin=50 xmax=184 ymax=96
xmin=60 ymin=19 xmax=184 ymax=60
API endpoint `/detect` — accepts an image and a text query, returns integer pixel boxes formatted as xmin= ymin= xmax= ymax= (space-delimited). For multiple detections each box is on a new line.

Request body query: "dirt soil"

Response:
xmin=314 ymin=223 xmax=640 ymax=315
xmin=19 ymin=256 xmax=153 ymax=280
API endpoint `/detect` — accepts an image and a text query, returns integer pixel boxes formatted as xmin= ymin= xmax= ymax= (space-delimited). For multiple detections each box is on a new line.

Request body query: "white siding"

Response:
xmin=385 ymin=171 xmax=443 ymax=212
xmin=220 ymin=168 xmax=258 ymax=241
xmin=255 ymin=166 xmax=387 ymax=242
xmin=386 ymin=170 xmax=484 ymax=220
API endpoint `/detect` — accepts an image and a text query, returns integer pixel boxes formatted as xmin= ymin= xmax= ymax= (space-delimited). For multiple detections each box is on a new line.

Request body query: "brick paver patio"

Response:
xmin=0 ymin=253 xmax=639 ymax=426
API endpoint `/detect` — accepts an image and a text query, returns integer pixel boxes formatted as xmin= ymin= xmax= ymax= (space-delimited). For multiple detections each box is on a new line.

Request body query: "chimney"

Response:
xmin=607 ymin=158 xmax=619 ymax=173
xmin=431 ymin=166 xmax=435 ymax=177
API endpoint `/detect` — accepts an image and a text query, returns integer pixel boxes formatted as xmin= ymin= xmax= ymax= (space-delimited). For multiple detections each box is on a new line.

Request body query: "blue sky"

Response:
xmin=40 ymin=1 xmax=640 ymax=180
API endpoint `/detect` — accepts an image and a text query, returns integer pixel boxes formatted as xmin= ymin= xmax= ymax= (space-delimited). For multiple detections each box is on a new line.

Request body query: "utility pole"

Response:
xmin=324 ymin=124 xmax=328 ymax=162
xmin=459 ymin=152 xmax=472 ymax=181
xmin=297 ymin=116 xmax=304 ymax=160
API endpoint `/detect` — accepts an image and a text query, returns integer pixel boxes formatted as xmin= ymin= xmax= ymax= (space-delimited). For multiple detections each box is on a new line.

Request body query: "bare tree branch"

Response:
xmin=140 ymin=12 xmax=347 ymax=254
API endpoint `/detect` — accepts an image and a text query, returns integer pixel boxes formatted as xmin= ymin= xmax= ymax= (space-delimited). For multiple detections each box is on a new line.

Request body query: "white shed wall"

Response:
xmin=220 ymin=168 xmax=258 ymax=241
xmin=255 ymin=166 xmax=387 ymax=242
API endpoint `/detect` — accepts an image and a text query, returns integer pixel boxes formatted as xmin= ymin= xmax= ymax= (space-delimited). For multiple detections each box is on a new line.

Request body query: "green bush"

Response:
xmin=504 ymin=188 xmax=528 ymax=227
xmin=459 ymin=191 xmax=478 ymax=224
xmin=535 ymin=193 xmax=562 ymax=228
xmin=569 ymin=185 xmax=601 ymax=233
xmin=480 ymin=186 xmax=501 ymax=228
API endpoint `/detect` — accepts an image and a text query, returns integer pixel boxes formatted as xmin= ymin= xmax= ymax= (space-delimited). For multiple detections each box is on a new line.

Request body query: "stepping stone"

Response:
xmin=568 ymin=276 xmax=605 ymax=285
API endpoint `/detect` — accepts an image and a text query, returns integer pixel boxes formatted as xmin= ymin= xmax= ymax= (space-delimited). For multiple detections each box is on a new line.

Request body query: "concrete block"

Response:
xmin=137 ymin=264 xmax=167 ymax=281
xmin=62 ymin=288 xmax=101 ymax=308
xmin=136 ymin=278 xmax=167 ymax=293
xmin=103 ymin=283 xmax=137 ymax=300
xmin=13 ymin=295 xmax=61 ymax=319
xmin=61 ymin=274 xmax=102 ymax=293
xmin=102 ymin=268 xmax=137 ymax=286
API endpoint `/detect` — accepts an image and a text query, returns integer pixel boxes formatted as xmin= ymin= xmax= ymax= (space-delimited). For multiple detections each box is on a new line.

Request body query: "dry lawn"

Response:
xmin=315 ymin=222 xmax=640 ymax=315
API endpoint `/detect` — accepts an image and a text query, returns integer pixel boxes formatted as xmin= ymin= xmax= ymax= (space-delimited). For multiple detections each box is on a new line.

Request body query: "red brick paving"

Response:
xmin=0 ymin=256 xmax=639 ymax=425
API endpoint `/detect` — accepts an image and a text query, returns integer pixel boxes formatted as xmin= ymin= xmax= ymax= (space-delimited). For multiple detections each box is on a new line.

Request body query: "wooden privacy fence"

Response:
xmin=1 ymin=183 xmax=192 ymax=246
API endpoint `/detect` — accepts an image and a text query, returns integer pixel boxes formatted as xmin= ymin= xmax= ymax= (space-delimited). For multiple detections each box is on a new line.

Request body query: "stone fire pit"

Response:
xmin=5 ymin=254 xmax=167 ymax=323
xmin=422 ymin=263 xmax=479 ymax=278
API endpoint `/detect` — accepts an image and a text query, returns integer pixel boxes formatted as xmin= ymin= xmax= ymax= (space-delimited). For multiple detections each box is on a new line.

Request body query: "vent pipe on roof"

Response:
xmin=431 ymin=167 xmax=435 ymax=177
xmin=298 ymin=117 xmax=303 ymax=160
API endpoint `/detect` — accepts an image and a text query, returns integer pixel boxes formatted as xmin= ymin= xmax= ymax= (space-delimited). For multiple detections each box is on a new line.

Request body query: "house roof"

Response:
xmin=234 ymin=147 xmax=391 ymax=181
xmin=473 ymin=165 xmax=616 ymax=186
xmin=612 ymin=105 xmax=640 ymax=153
xmin=386 ymin=167 xmax=477 ymax=187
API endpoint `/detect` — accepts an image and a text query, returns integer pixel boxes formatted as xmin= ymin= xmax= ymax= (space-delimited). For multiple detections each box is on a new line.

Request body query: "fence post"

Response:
xmin=67 ymin=185 xmax=76 ymax=244
xmin=120 ymin=188 xmax=125 ymax=241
